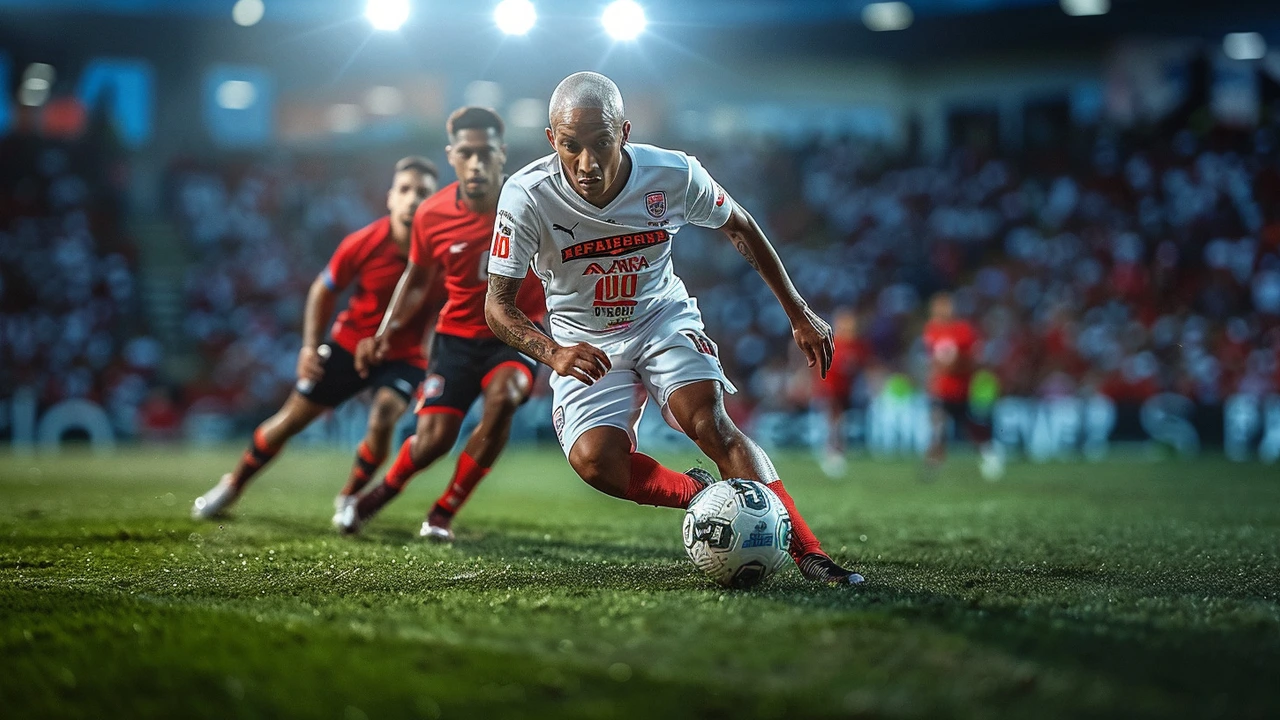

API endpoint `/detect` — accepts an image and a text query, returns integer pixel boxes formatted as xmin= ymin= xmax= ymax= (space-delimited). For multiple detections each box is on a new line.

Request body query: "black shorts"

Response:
xmin=932 ymin=398 xmax=992 ymax=442
xmin=415 ymin=333 xmax=539 ymax=416
xmin=296 ymin=341 xmax=425 ymax=408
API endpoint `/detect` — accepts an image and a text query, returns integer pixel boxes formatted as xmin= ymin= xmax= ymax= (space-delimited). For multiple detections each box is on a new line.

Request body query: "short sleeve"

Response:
xmin=487 ymin=184 xmax=540 ymax=279
xmin=324 ymin=231 xmax=363 ymax=291
xmin=408 ymin=206 xmax=434 ymax=269
xmin=684 ymin=155 xmax=734 ymax=229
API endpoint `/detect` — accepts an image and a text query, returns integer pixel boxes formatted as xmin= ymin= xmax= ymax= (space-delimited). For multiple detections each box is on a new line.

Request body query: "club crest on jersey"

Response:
xmin=714 ymin=184 xmax=726 ymax=207
xmin=645 ymin=191 xmax=666 ymax=219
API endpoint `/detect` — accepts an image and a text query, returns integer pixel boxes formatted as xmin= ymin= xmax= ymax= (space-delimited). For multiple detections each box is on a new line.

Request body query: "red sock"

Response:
xmin=231 ymin=428 xmax=282 ymax=489
xmin=431 ymin=452 xmax=489 ymax=518
xmin=341 ymin=440 xmax=385 ymax=496
xmin=623 ymin=453 xmax=702 ymax=509
xmin=766 ymin=480 xmax=823 ymax=561
xmin=383 ymin=438 xmax=420 ymax=491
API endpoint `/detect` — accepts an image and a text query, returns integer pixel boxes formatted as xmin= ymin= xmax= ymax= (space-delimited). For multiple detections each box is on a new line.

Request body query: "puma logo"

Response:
xmin=553 ymin=222 xmax=578 ymax=240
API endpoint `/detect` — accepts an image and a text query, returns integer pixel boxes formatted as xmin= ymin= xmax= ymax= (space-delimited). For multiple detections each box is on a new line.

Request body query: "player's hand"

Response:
xmin=792 ymin=305 xmax=834 ymax=379
xmin=353 ymin=336 xmax=388 ymax=379
xmin=297 ymin=346 xmax=325 ymax=384
xmin=549 ymin=343 xmax=612 ymax=385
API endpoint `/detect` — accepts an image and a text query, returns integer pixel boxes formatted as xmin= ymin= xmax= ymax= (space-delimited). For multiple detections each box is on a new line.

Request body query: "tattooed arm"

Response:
xmin=486 ymin=274 xmax=611 ymax=385
xmin=718 ymin=204 xmax=833 ymax=377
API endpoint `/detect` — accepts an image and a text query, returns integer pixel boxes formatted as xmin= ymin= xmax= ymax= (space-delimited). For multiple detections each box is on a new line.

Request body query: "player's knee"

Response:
xmin=482 ymin=384 xmax=522 ymax=419
xmin=367 ymin=400 xmax=401 ymax=434
xmin=686 ymin=409 xmax=739 ymax=459
xmin=568 ymin=442 xmax=628 ymax=497
xmin=409 ymin=424 xmax=453 ymax=465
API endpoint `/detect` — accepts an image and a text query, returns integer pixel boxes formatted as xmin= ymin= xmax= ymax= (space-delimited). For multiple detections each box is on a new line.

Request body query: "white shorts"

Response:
xmin=550 ymin=298 xmax=737 ymax=457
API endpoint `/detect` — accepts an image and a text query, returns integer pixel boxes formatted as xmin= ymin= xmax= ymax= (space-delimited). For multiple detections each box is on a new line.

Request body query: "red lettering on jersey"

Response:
xmin=492 ymin=224 xmax=512 ymax=259
xmin=581 ymin=256 xmax=650 ymax=276
xmin=593 ymin=273 xmax=639 ymax=307
xmin=560 ymin=230 xmax=669 ymax=262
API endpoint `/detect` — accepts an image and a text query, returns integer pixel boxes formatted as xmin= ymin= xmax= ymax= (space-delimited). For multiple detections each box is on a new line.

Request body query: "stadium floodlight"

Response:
xmin=494 ymin=0 xmax=536 ymax=36
xmin=231 ymin=0 xmax=265 ymax=27
xmin=862 ymin=2 xmax=912 ymax=32
xmin=1060 ymin=0 xmax=1109 ymax=17
xmin=1223 ymin=32 xmax=1267 ymax=61
xmin=602 ymin=0 xmax=646 ymax=41
xmin=366 ymin=0 xmax=410 ymax=31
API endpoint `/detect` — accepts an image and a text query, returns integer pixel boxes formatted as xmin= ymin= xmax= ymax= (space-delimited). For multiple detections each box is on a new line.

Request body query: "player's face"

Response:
xmin=447 ymin=128 xmax=506 ymax=201
xmin=386 ymin=169 xmax=434 ymax=228
xmin=546 ymin=108 xmax=631 ymax=205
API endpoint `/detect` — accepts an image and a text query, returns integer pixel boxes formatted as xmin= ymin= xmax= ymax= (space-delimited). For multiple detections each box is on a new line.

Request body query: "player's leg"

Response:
xmin=926 ymin=399 xmax=949 ymax=466
xmin=819 ymin=394 xmax=849 ymax=479
xmin=332 ymin=387 xmax=409 ymax=524
xmin=341 ymin=337 xmax=481 ymax=532
xmin=422 ymin=362 xmax=533 ymax=541
xmin=557 ymin=369 xmax=713 ymax=509
xmin=191 ymin=391 xmax=329 ymax=519
xmin=665 ymin=380 xmax=863 ymax=585
xmin=964 ymin=400 xmax=1004 ymax=481
xmin=341 ymin=409 xmax=463 ymax=532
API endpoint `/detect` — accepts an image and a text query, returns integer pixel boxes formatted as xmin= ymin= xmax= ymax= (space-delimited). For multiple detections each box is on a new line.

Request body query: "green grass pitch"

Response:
xmin=2 ymin=447 xmax=1278 ymax=719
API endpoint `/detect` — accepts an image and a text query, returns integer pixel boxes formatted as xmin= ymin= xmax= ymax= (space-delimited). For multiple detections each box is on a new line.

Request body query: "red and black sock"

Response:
xmin=765 ymin=480 xmax=824 ymax=562
xmin=383 ymin=438 xmax=420 ymax=491
xmin=430 ymin=451 xmax=489 ymax=521
xmin=622 ymin=453 xmax=703 ymax=509
xmin=341 ymin=440 xmax=385 ymax=497
xmin=231 ymin=428 xmax=281 ymax=489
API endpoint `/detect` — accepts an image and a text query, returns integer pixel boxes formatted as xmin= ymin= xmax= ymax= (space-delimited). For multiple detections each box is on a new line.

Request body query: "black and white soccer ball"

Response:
xmin=682 ymin=479 xmax=792 ymax=589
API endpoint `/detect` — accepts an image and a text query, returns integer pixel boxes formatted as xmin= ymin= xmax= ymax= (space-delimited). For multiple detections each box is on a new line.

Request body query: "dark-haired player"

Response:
xmin=192 ymin=157 xmax=439 ymax=521
xmin=922 ymin=291 xmax=1003 ymax=480
xmin=483 ymin=72 xmax=863 ymax=585
xmin=340 ymin=108 xmax=545 ymax=540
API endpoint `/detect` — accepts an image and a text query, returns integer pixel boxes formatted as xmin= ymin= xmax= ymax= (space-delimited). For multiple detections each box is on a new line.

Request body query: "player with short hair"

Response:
xmin=192 ymin=157 xmax=439 ymax=521
xmin=339 ymin=107 xmax=546 ymax=540
xmin=922 ymin=291 xmax=1003 ymax=480
xmin=483 ymin=72 xmax=863 ymax=585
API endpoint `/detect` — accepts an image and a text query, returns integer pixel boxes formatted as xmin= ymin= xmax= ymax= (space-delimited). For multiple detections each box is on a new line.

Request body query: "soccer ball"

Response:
xmin=682 ymin=479 xmax=792 ymax=589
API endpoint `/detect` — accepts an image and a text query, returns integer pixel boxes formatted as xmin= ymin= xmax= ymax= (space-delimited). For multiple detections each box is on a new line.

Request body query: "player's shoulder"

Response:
xmin=343 ymin=215 xmax=391 ymax=247
xmin=627 ymin=143 xmax=695 ymax=172
xmin=504 ymin=155 xmax=559 ymax=196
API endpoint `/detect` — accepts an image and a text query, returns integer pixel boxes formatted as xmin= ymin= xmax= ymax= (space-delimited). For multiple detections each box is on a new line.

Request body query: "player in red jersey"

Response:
xmin=192 ymin=157 xmax=439 ymax=521
xmin=338 ymin=107 xmax=546 ymax=540
xmin=814 ymin=308 xmax=870 ymax=478
xmin=922 ymin=292 xmax=1003 ymax=480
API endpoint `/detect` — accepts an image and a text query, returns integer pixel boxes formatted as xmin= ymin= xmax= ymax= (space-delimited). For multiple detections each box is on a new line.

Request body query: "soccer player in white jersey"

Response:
xmin=484 ymin=72 xmax=863 ymax=585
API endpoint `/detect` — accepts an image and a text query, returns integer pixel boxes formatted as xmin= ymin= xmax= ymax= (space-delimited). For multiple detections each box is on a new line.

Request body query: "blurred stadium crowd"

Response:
xmin=5 ymin=116 xmax=1280 ymax=438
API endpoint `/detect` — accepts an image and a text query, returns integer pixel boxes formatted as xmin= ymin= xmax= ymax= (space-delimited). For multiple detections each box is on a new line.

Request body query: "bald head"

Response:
xmin=549 ymin=71 xmax=625 ymax=128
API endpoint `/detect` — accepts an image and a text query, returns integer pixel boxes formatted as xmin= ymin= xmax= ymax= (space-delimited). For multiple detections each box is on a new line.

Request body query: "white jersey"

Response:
xmin=488 ymin=143 xmax=734 ymax=343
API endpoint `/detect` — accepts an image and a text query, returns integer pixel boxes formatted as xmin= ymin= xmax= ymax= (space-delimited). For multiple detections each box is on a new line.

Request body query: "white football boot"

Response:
xmin=978 ymin=443 xmax=1006 ymax=482
xmin=419 ymin=521 xmax=454 ymax=543
xmin=331 ymin=495 xmax=357 ymax=529
xmin=191 ymin=474 xmax=239 ymax=520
